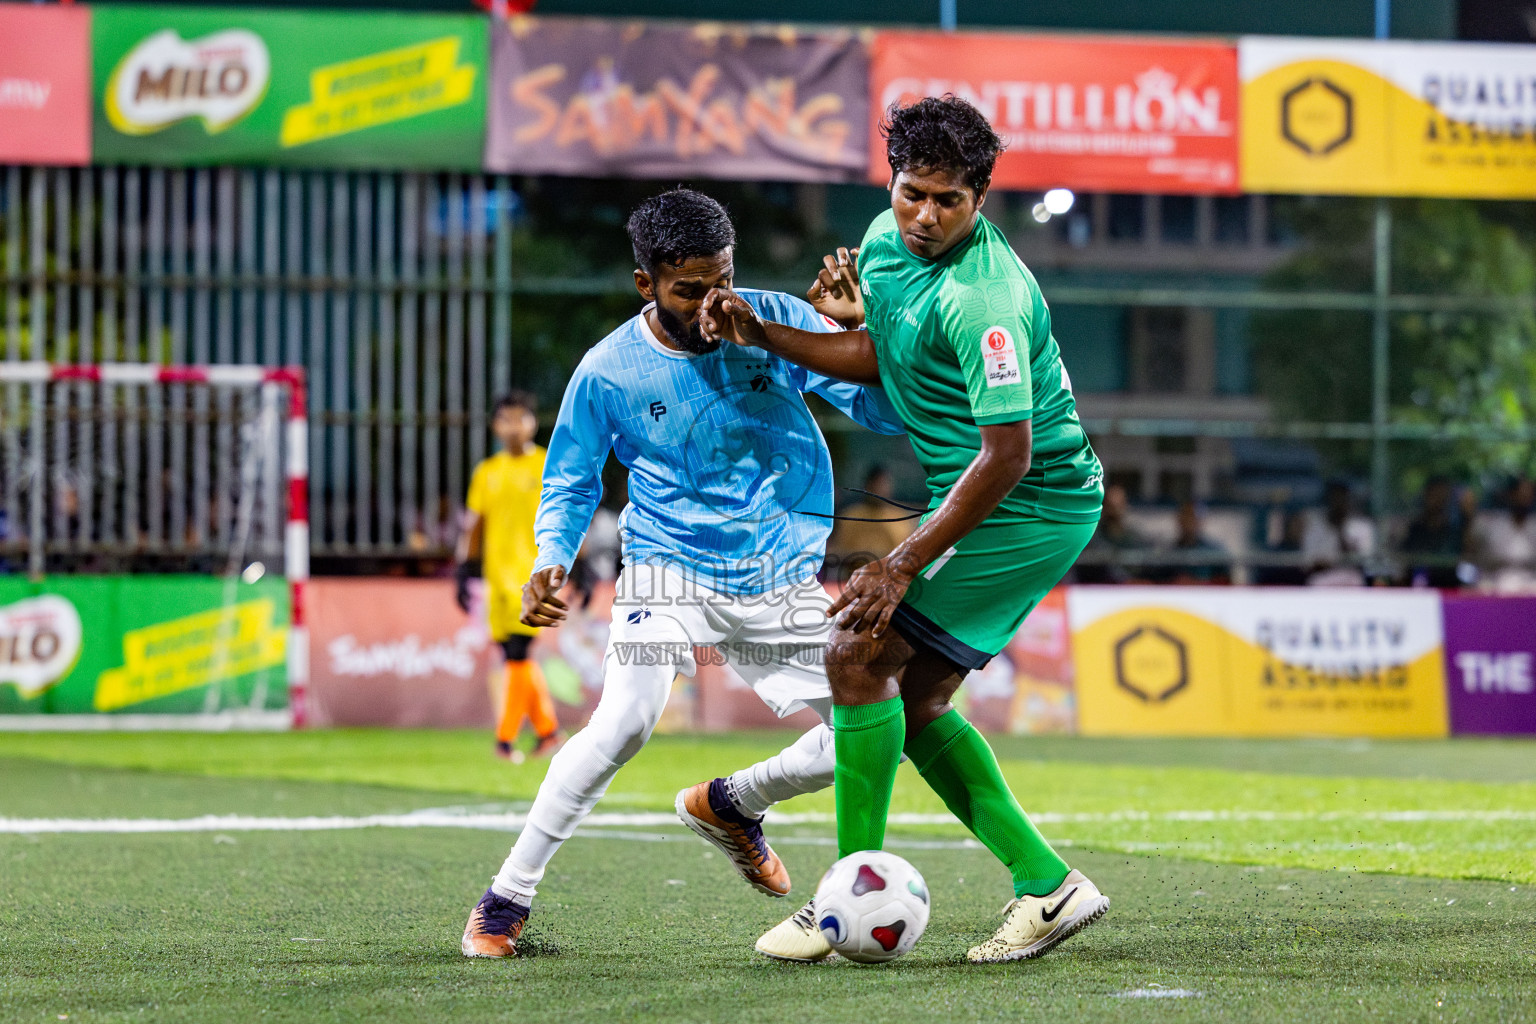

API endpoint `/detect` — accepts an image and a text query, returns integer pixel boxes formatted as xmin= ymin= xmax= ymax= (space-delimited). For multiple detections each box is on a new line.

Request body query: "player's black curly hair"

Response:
xmin=881 ymin=95 xmax=1004 ymax=194
xmin=626 ymin=188 xmax=736 ymax=276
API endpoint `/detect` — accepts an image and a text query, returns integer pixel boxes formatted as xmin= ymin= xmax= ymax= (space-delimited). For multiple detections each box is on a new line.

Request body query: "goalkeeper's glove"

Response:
xmin=454 ymin=558 xmax=481 ymax=614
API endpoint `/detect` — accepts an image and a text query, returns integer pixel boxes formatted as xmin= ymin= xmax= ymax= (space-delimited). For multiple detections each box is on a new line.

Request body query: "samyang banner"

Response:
xmin=0 ymin=576 xmax=288 ymax=721
xmin=0 ymin=4 xmax=92 ymax=165
xmin=871 ymin=32 xmax=1240 ymax=194
xmin=486 ymin=16 xmax=870 ymax=181
xmin=1241 ymin=38 xmax=1536 ymax=199
xmin=92 ymin=5 xmax=487 ymax=169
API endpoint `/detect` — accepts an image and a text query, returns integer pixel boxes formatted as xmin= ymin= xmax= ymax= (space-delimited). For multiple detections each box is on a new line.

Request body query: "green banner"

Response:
xmin=92 ymin=5 xmax=487 ymax=169
xmin=0 ymin=576 xmax=288 ymax=716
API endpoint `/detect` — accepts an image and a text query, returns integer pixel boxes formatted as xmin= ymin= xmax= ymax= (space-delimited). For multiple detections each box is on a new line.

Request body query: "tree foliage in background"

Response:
xmin=1253 ymin=197 xmax=1536 ymax=498
xmin=507 ymin=176 xmax=845 ymax=410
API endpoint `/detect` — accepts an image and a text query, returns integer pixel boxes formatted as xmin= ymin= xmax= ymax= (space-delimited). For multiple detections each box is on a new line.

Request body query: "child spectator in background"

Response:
xmin=455 ymin=393 xmax=563 ymax=761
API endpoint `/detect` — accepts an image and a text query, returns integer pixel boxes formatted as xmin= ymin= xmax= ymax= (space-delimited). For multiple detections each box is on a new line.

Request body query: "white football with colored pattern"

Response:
xmin=813 ymin=851 xmax=930 ymax=964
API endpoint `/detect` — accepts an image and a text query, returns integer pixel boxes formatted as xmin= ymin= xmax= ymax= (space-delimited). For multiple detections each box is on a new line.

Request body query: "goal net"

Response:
xmin=0 ymin=364 xmax=309 ymax=729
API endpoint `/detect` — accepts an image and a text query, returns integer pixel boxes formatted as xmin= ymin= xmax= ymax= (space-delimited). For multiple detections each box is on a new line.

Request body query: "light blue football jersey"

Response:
xmin=533 ymin=289 xmax=904 ymax=595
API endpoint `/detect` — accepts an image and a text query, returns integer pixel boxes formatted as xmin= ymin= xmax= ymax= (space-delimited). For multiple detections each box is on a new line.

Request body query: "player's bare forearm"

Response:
xmin=830 ymin=420 xmax=1031 ymax=637
xmin=699 ymin=287 xmax=881 ymax=385
xmin=890 ymin=421 xmax=1033 ymax=576
xmin=764 ymin=322 xmax=881 ymax=385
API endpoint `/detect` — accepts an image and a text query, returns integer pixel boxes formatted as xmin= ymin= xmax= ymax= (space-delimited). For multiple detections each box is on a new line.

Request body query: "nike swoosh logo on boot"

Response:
xmin=1041 ymin=886 xmax=1079 ymax=923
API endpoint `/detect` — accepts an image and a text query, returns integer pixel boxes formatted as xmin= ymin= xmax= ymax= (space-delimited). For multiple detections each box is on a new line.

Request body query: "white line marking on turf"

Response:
xmin=1116 ymin=989 xmax=1202 ymax=999
xmin=2 ymin=807 xmax=1532 ymax=835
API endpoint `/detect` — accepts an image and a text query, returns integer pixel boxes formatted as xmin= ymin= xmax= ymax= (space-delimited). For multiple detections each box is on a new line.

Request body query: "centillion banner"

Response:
xmin=1241 ymin=38 xmax=1536 ymax=199
xmin=1068 ymin=587 xmax=1448 ymax=737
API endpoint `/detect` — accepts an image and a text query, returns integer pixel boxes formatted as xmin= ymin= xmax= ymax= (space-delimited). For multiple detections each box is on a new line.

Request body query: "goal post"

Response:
xmin=0 ymin=363 xmax=310 ymax=729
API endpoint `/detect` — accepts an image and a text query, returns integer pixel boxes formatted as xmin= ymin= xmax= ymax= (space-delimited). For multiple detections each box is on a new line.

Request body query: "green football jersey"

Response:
xmin=857 ymin=208 xmax=1103 ymax=523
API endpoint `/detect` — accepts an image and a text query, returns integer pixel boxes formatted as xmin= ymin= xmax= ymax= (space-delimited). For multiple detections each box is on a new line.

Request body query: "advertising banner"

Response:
xmin=92 ymin=5 xmax=487 ymax=169
xmin=0 ymin=576 xmax=288 ymax=717
xmin=1240 ymin=38 xmax=1536 ymax=199
xmin=964 ymin=586 xmax=1076 ymax=735
xmin=307 ymin=576 xmax=605 ymax=729
xmin=1441 ymin=596 xmax=1536 ymax=735
xmin=870 ymin=32 xmax=1239 ymax=194
xmin=0 ymin=4 xmax=92 ymax=165
xmin=1069 ymin=586 xmax=1448 ymax=737
xmin=487 ymin=16 xmax=870 ymax=181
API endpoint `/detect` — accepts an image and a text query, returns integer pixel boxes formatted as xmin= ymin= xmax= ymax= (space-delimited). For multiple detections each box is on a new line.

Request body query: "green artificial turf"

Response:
xmin=1 ymin=732 xmax=1533 ymax=1022
xmin=3 ymin=731 xmax=1533 ymax=883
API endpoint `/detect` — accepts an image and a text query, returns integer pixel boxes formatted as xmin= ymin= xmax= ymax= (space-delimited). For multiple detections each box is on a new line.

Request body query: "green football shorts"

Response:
xmin=891 ymin=514 xmax=1098 ymax=671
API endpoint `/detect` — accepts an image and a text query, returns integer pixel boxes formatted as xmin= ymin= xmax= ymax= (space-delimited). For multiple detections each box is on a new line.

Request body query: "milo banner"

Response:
xmin=92 ymin=5 xmax=487 ymax=169
xmin=1069 ymin=586 xmax=1448 ymax=737
xmin=0 ymin=576 xmax=288 ymax=718
xmin=1240 ymin=38 xmax=1536 ymax=199
xmin=486 ymin=16 xmax=869 ymax=181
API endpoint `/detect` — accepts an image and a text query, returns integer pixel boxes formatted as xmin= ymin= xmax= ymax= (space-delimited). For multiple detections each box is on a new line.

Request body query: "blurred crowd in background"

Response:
xmin=823 ymin=467 xmax=1536 ymax=593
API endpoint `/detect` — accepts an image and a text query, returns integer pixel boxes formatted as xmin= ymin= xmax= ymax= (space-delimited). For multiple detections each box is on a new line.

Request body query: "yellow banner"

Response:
xmin=94 ymin=599 xmax=286 ymax=711
xmin=1069 ymin=588 xmax=1449 ymax=737
xmin=1240 ymin=38 xmax=1536 ymax=199
xmin=280 ymin=36 xmax=476 ymax=148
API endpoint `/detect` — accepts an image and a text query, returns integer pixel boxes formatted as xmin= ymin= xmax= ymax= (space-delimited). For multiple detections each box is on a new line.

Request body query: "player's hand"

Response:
xmin=699 ymin=288 xmax=769 ymax=348
xmin=826 ymin=552 xmax=916 ymax=638
xmin=806 ymin=247 xmax=863 ymax=329
xmin=454 ymin=559 xmax=480 ymax=614
xmin=521 ymin=566 xmax=569 ymax=627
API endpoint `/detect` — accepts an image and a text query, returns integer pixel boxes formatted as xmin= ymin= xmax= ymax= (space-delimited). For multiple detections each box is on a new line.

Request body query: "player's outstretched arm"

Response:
xmin=699 ymin=287 xmax=880 ymax=386
xmin=829 ymin=420 xmax=1032 ymax=636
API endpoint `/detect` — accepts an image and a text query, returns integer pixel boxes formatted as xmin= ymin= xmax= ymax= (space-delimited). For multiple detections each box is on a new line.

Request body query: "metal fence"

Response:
xmin=4 ymin=163 xmax=1533 ymax=575
xmin=0 ymin=164 xmax=516 ymax=561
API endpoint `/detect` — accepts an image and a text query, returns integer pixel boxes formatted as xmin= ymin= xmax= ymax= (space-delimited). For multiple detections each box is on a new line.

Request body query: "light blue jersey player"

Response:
xmin=463 ymin=189 xmax=904 ymax=958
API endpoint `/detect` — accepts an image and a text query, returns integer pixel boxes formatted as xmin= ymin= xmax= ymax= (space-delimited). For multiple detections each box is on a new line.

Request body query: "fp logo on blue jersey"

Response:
xmin=627 ymin=609 xmax=652 ymax=625
xmin=649 ymin=401 xmax=667 ymax=421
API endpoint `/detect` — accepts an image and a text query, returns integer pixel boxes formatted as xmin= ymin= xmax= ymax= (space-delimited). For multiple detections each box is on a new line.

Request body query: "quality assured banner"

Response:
xmin=0 ymin=576 xmax=288 ymax=717
xmin=871 ymin=31 xmax=1240 ymax=194
xmin=1068 ymin=586 xmax=1448 ymax=737
xmin=1241 ymin=38 xmax=1536 ymax=199
xmin=1441 ymin=595 xmax=1536 ymax=735
xmin=487 ymin=16 xmax=870 ymax=181
xmin=0 ymin=4 xmax=92 ymax=165
xmin=92 ymin=5 xmax=487 ymax=169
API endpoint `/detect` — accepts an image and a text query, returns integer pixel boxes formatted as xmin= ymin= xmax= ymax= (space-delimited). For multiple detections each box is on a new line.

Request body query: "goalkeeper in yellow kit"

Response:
xmin=456 ymin=392 xmax=563 ymax=760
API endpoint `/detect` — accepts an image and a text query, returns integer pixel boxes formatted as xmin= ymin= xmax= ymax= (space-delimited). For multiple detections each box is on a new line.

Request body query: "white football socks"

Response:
xmin=723 ymin=720 xmax=835 ymax=819
xmin=491 ymin=653 xmax=674 ymax=904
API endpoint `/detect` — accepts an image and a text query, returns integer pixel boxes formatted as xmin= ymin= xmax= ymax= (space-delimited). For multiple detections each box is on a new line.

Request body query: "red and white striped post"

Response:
xmin=20 ymin=363 xmax=311 ymax=728
xmin=264 ymin=367 xmax=310 ymax=729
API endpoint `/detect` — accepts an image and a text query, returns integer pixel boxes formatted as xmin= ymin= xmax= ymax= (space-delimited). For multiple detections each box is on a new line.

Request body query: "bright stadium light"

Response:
xmin=1043 ymin=188 xmax=1076 ymax=215
xmin=1031 ymin=202 xmax=1052 ymax=223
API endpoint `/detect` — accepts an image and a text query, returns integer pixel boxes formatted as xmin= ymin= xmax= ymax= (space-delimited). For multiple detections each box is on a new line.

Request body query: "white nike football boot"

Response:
xmin=967 ymin=869 xmax=1109 ymax=963
xmin=754 ymin=899 xmax=833 ymax=963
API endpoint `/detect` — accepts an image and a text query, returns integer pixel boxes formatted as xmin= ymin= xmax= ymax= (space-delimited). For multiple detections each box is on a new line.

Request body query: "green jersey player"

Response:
xmin=700 ymin=95 xmax=1109 ymax=963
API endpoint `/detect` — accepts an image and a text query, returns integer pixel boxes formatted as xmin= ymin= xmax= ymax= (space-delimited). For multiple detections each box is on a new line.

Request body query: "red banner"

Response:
xmin=0 ymin=5 xmax=91 ymax=165
xmin=871 ymin=32 xmax=1239 ymax=194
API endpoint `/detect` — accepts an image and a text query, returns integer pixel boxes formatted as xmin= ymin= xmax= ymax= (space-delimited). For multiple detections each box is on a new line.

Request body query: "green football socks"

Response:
xmin=907 ymin=708 xmax=1070 ymax=898
xmin=832 ymin=697 xmax=905 ymax=857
